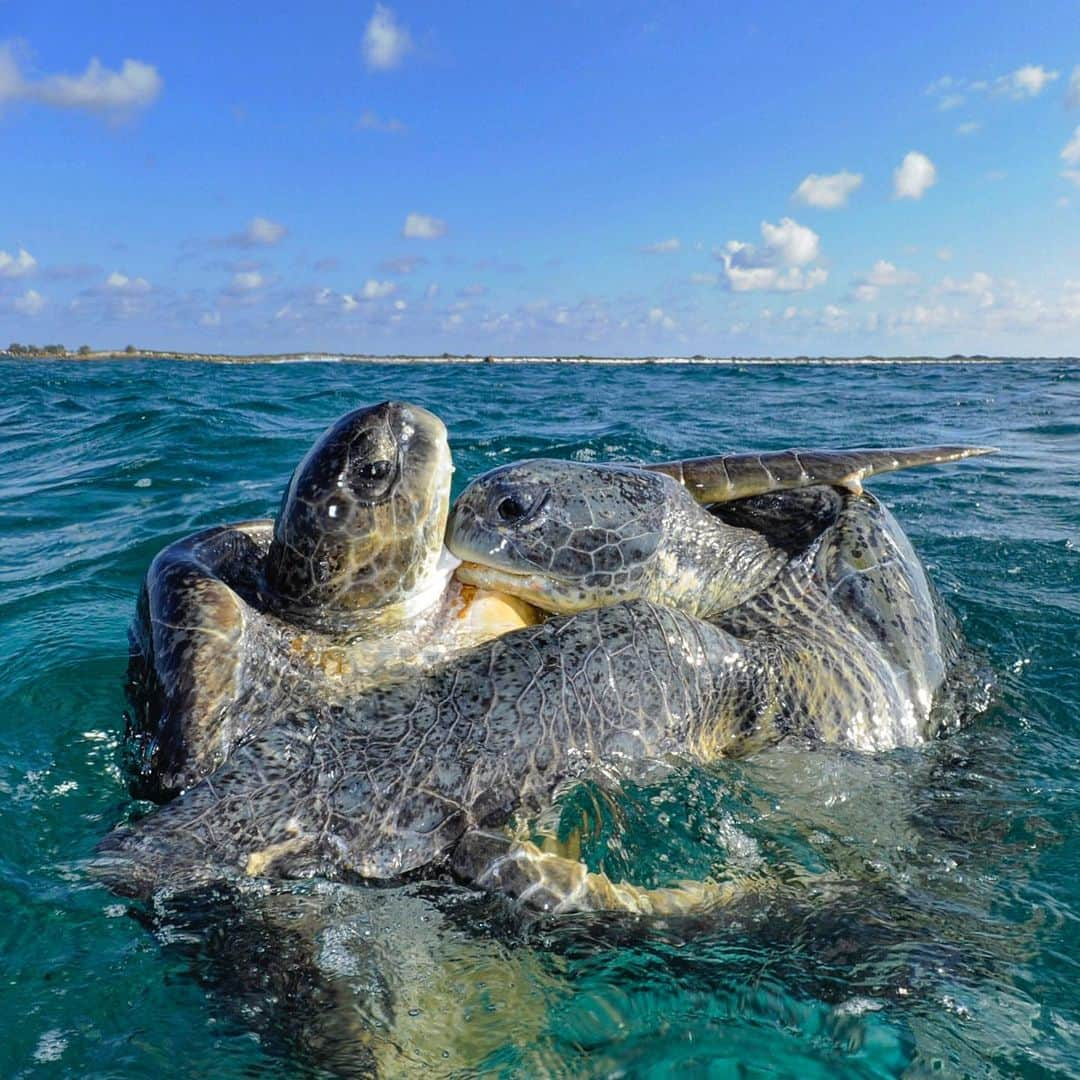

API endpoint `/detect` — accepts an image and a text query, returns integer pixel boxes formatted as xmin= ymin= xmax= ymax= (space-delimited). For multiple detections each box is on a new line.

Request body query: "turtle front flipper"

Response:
xmin=646 ymin=445 xmax=995 ymax=502
xmin=451 ymin=829 xmax=757 ymax=917
xmin=126 ymin=520 xmax=273 ymax=802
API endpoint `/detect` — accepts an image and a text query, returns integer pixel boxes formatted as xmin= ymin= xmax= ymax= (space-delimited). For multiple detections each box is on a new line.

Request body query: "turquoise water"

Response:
xmin=0 ymin=359 xmax=1076 ymax=1077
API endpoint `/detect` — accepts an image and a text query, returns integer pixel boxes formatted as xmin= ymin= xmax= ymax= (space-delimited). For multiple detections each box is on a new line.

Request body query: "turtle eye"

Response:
xmin=357 ymin=459 xmax=393 ymax=482
xmin=497 ymin=496 xmax=527 ymax=523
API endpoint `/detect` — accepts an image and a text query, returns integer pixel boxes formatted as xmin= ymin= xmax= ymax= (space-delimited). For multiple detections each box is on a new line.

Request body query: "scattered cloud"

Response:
xmin=362 ymin=6 xmax=412 ymax=71
xmin=955 ymin=121 xmax=980 ymax=136
xmin=716 ymin=217 xmax=827 ymax=292
xmin=893 ymin=151 xmax=937 ymax=199
xmin=0 ymin=246 xmax=36 ymax=277
xmin=939 ymin=270 xmax=995 ymax=307
xmin=356 ymin=109 xmax=406 ymax=133
xmin=647 ymin=307 xmax=676 ymax=330
xmin=1068 ymin=67 xmax=1080 ymax=109
xmin=458 ymin=283 xmax=487 ymax=297
xmin=227 ymin=216 xmax=287 ymax=247
xmin=851 ymin=259 xmax=918 ymax=302
xmin=1061 ymin=126 xmax=1080 ymax=165
xmin=379 ymin=255 xmax=427 ymax=274
xmin=105 ymin=271 xmax=151 ymax=293
xmin=996 ymin=64 xmax=1058 ymax=99
xmin=198 ymin=311 xmax=221 ymax=328
xmin=689 ymin=272 xmax=719 ymax=286
xmin=792 ymin=170 xmax=863 ymax=209
xmin=360 ymin=279 xmax=396 ymax=299
xmin=926 ymin=64 xmax=1059 ymax=110
xmin=0 ymin=40 xmax=162 ymax=118
xmin=229 ymin=270 xmax=264 ymax=292
xmin=1061 ymin=170 xmax=1080 ymax=188
xmin=639 ymin=238 xmax=681 ymax=254
xmin=12 ymin=288 xmax=45 ymax=315
xmin=402 ymin=212 xmax=447 ymax=239
xmin=937 ymin=247 xmax=953 ymax=262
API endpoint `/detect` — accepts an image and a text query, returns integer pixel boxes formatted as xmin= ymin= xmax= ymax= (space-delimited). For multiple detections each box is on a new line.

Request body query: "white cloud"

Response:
xmin=13 ymin=288 xmax=44 ymax=315
xmin=864 ymin=259 xmax=919 ymax=287
xmin=647 ymin=307 xmax=676 ymax=329
xmin=1062 ymin=126 xmax=1080 ymax=165
xmin=689 ymin=272 xmax=719 ymax=285
xmin=940 ymin=271 xmax=995 ymax=307
xmin=0 ymin=246 xmax=36 ymax=277
xmin=955 ymin=121 xmax=980 ymax=136
xmin=753 ymin=218 xmax=820 ymax=265
xmin=792 ymin=170 xmax=863 ymax=209
xmin=1061 ymin=170 xmax=1080 ymax=188
xmin=888 ymin=304 xmax=957 ymax=330
xmin=640 ymin=238 xmax=680 ymax=254
xmin=362 ymin=6 xmax=412 ymax=71
xmin=937 ymin=247 xmax=953 ymax=261
xmin=761 ymin=217 xmax=820 ymax=265
xmin=402 ymin=212 xmax=447 ymax=239
xmin=356 ymin=109 xmax=405 ymax=133
xmin=1068 ymin=67 xmax=1080 ymax=109
xmin=105 ymin=271 xmax=151 ymax=293
xmin=716 ymin=217 xmax=826 ymax=292
xmin=360 ymin=279 xmax=396 ymax=299
xmin=230 ymin=270 xmax=264 ymax=291
xmin=229 ymin=216 xmax=287 ymax=247
xmin=926 ymin=65 xmax=1059 ymax=109
xmin=893 ymin=151 xmax=937 ymax=199
xmin=851 ymin=260 xmax=918 ymax=302
xmin=198 ymin=311 xmax=221 ymax=327
xmin=0 ymin=41 xmax=162 ymax=117
xmin=995 ymin=64 xmax=1058 ymax=99
xmin=925 ymin=76 xmax=966 ymax=110
xmin=723 ymin=263 xmax=828 ymax=293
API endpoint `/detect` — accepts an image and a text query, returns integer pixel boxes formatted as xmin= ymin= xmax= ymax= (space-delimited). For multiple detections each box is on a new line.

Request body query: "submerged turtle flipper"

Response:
xmin=646 ymin=445 xmax=996 ymax=501
xmin=451 ymin=830 xmax=758 ymax=916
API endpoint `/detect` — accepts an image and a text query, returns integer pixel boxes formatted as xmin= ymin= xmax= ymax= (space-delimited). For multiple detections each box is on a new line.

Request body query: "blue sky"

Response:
xmin=2 ymin=2 xmax=1079 ymax=356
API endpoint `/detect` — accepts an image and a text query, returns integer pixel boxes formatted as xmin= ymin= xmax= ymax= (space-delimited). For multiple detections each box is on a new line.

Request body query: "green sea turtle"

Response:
xmin=445 ymin=446 xmax=992 ymax=752
xmin=96 ymin=443 xmax=991 ymax=915
xmin=125 ymin=400 xmax=537 ymax=801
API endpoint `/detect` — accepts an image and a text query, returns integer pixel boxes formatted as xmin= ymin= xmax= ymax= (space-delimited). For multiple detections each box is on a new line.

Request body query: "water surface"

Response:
xmin=0 ymin=359 xmax=1076 ymax=1077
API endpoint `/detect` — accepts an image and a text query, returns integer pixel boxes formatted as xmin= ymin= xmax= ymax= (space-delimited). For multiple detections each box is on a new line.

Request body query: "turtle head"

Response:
xmin=446 ymin=459 xmax=783 ymax=617
xmin=263 ymin=401 xmax=452 ymax=628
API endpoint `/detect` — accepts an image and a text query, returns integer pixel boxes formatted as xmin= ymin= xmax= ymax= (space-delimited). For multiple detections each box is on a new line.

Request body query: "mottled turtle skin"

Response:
xmin=449 ymin=460 xmax=964 ymax=751
xmin=96 ymin=443 xmax=990 ymax=912
xmin=125 ymin=401 xmax=535 ymax=802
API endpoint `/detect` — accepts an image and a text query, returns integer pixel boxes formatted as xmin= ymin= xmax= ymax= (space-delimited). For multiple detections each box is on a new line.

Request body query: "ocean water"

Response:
xmin=0 ymin=358 xmax=1075 ymax=1078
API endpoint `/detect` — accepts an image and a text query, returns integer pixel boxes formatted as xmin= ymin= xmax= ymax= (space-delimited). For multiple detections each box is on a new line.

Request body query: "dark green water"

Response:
xmin=0 ymin=359 xmax=1076 ymax=1077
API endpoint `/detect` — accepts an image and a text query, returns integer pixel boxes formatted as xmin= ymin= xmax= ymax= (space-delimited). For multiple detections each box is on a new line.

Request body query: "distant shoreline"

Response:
xmin=2 ymin=350 xmax=1074 ymax=365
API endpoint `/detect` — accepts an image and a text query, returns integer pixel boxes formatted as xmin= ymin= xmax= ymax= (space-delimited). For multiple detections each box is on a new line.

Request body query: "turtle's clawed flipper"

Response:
xmin=647 ymin=445 xmax=996 ymax=504
xmin=451 ymin=829 xmax=757 ymax=917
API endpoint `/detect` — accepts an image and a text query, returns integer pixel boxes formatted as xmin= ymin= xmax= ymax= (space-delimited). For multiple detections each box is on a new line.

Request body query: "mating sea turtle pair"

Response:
xmin=100 ymin=398 xmax=991 ymax=914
